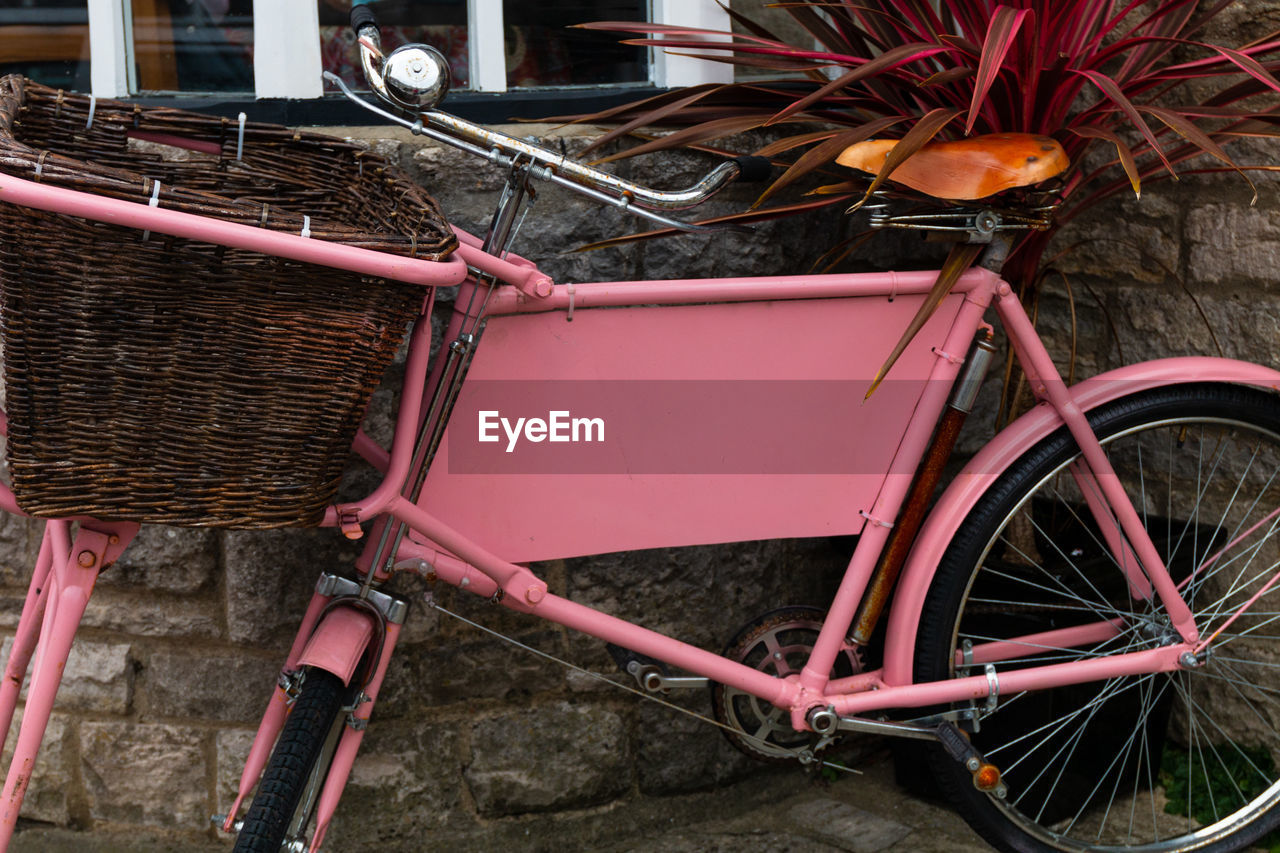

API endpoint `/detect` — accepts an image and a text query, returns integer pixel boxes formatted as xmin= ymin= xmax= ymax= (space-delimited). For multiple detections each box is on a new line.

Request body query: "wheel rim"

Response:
xmin=949 ymin=414 xmax=1280 ymax=851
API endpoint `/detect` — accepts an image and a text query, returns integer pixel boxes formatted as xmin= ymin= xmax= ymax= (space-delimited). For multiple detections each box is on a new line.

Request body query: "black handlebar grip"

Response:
xmin=732 ymin=155 xmax=773 ymax=183
xmin=350 ymin=2 xmax=379 ymax=34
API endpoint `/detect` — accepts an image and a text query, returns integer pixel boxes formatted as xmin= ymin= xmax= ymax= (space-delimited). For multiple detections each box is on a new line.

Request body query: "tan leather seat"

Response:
xmin=836 ymin=133 xmax=1069 ymax=200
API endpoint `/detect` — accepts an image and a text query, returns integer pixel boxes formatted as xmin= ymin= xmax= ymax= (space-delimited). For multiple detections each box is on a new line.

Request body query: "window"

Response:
xmin=0 ymin=0 xmax=731 ymax=103
xmin=0 ymin=1 xmax=92 ymax=91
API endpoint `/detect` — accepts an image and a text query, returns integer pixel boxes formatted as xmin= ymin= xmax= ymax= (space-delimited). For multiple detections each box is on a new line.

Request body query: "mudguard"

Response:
xmin=881 ymin=357 xmax=1280 ymax=685
xmin=296 ymin=606 xmax=377 ymax=686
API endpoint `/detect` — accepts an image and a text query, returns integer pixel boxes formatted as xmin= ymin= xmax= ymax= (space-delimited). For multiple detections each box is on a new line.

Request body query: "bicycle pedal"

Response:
xmin=935 ymin=721 xmax=1007 ymax=798
xmin=604 ymin=644 xmax=707 ymax=692
xmin=605 ymin=643 xmax=669 ymax=690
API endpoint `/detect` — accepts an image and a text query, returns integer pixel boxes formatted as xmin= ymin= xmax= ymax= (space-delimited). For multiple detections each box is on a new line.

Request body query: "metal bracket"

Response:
xmin=277 ymin=669 xmax=304 ymax=701
xmin=984 ymin=664 xmax=1000 ymax=713
xmin=342 ymin=692 xmax=372 ymax=730
xmin=338 ymin=512 xmax=364 ymax=541
xmin=315 ymin=572 xmax=409 ymax=625
xmin=867 ymin=201 xmax=1056 ymax=243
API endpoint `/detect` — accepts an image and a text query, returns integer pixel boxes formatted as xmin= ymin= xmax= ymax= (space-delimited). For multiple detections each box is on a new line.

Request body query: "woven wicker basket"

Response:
xmin=0 ymin=75 xmax=457 ymax=528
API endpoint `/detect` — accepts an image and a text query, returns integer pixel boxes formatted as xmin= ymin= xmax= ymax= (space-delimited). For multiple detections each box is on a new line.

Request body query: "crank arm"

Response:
xmin=808 ymin=708 xmax=1006 ymax=796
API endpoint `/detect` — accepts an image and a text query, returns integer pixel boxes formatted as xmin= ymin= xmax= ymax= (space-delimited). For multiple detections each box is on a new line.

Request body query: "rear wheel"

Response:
xmin=915 ymin=383 xmax=1280 ymax=852
xmin=233 ymin=667 xmax=346 ymax=853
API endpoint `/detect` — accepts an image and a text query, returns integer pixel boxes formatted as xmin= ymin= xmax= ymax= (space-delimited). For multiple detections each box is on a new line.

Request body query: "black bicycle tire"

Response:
xmin=914 ymin=382 xmax=1280 ymax=853
xmin=233 ymin=667 xmax=346 ymax=853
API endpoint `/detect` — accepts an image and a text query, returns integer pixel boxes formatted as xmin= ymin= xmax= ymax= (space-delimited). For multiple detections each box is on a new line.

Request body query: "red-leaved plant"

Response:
xmin=569 ymin=1 xmax=1280 ymax=390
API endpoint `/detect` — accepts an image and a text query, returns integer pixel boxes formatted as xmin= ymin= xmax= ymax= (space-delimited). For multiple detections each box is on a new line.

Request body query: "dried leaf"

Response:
xmin=591 ymin=115 xmax=780 ymax=164
xmin=1070 ymin=125 xmax=1142 ymax=197
xmin=866 ymin=242 xmax=983 ymax=399
xmin=1073 ymin=69 xmax=1176 ymax=175
xmin=848 ymin=108 xmax=962 ymax=211
xmin=1139 ymin=105 xmax=1256 ymax=202
xmin=572 ymin=194 xmax=855 ymax=252
xmin=765 ymin=42 xmax=946 ymax=126
xmin=754 ymin=117 xmax=904 ymax=208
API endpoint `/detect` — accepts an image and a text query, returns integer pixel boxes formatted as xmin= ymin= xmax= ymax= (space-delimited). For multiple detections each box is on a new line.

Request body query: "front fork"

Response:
xmin=221 ymin=572 xmax=407 ymax=852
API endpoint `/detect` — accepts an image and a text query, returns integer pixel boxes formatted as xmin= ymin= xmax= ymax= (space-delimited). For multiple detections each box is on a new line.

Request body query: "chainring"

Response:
xmin=710 ymin=605 xmax=862 ymax=763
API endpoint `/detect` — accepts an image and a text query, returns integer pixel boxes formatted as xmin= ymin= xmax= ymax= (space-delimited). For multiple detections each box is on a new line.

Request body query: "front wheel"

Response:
xmin=915 ymin=383 xmax=1280 ymax=852
xmin=233 ymin=667 xmax=347 ymax=853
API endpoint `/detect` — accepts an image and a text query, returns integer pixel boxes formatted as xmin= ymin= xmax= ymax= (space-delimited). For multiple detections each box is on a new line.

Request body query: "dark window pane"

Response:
xmin=0 ymin=1 xmax=91 ymax=90
xmin=503 ymin=1 xmax=646 ymax=89
xmin=319 ymin=1 xmax=470 ymax=92
xmin=131 ymin=0 xmax=254 ymax=93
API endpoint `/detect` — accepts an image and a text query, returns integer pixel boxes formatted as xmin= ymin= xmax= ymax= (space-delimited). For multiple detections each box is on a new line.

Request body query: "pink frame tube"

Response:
xmin=992 ymin=285 xmax=1199 ymax=643
xmin=371 ymin=265 xmax=1021 ymax=721
xmin=882 ymin=355 xmax=1280 ymax=686
xmin=0 ymin=524 xmax=56 ymax=747
xmin=0 ymin=174 xmax=469 ymax=288
xmin=0 ymin=523 xmax=136 ymax=847
xmin=372 ymin=259 xmax=1238 ymax=731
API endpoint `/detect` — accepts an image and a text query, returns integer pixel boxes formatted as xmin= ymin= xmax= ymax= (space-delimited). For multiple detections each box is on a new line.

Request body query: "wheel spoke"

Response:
xmin=917 ymin=388 xmax=1280 ymax=852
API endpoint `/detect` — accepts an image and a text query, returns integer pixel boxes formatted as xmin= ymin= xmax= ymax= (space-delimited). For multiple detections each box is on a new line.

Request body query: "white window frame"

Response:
xmin=85 ymin=0 xmax=730 ymax=99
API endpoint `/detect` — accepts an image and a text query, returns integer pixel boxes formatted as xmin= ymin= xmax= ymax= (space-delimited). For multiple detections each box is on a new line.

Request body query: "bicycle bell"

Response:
xmin=382 ymin=44 xmax=451 ymax=111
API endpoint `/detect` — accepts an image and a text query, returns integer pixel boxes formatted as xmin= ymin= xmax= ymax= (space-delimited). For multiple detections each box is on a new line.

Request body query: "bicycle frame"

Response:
xmin=3 ymin=157 xmax=1280 ymax=847
xmin=347 ymin=248 xmax=1276 ymax=732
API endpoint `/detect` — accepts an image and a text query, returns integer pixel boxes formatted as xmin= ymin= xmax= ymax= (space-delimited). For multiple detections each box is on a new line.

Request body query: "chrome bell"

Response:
xmin=382 ymin=44 xmax=451 ymax=110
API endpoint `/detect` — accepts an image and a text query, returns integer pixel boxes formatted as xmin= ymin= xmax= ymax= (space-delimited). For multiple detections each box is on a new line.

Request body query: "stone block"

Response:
xmin=0 ymin=637 xmax=132 ymax=715
xmin=80 ymin=589 xmax=223 ymax=640
xmin=566 ymin=539 xmax=851 ymax=657
xmin=1187 ymin=204 xmax=1280 ymax=292
xmin=376 ymin=631 xmax=565 ymax=717
xmin=99 ymin=526 xmax=218 ymax=594
xmin=1 ymin=712 xmax=73 ymax=826
xmin=214 ymin=728 xmax=255 ymax=816
xmin=223 ymin=529 xmax=362 ymax=647
xmin=1115 ymin=286 xmax=1280 ymax=367
xmin=0 ymin=514 xmax=40 ymax=588
xmin=79 ymin=722 xmax=208 ymax=828
xmin=464 ymin=701 xmax=631 ymax=816
xmin=788 ymin=798 xmax=911 ymax=853
xmin=0 ymin=589 xmax=221 ymax=642
xmin=140 ymin=650 xmax=279 ymax=723
xmin=634 ymin=697 xmax=753 ymax=794
xmin=321 ymin=718 xmax=465 ymax=848
xmin=1050 ymin=192 xmax=1184 ymax=288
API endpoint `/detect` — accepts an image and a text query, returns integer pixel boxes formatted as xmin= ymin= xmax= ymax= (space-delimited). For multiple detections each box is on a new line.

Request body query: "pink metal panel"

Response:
xmin=881 ymin=356 xmax=1280 ymax=686
xmin=417 ymin=289 xmax=967 ymax=562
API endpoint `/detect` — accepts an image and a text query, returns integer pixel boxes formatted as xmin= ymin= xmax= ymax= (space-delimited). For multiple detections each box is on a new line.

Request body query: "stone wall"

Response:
xmin=3 ymin=110 xmax=1279 ymax=851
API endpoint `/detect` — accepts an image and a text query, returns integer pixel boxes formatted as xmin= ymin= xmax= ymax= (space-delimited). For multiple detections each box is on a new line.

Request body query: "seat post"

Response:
xmin=977 ymin=232 xmax=1013 ymax=274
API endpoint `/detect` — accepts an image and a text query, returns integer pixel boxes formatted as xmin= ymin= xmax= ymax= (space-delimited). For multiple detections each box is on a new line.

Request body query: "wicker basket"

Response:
xmin=0 ymin=75 xmax=457 ymax=528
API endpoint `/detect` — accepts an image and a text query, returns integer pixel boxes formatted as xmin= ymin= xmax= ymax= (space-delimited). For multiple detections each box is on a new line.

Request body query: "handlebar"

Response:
xmin=343 ymin=4 xmax=769 ymax=227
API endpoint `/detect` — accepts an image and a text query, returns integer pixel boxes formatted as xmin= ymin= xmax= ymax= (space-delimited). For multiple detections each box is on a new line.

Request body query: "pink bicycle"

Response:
xmin=0 ymin=7 xmax=1279 ymax=853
